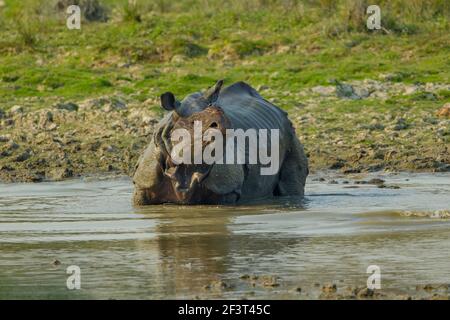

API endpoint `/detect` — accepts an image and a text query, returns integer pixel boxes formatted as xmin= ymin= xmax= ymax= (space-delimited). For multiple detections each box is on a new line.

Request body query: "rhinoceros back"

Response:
xmin=214 ymin=82 xmax=294 ymax=200
xmin=216 ymin=82 xmax=290 ymax=133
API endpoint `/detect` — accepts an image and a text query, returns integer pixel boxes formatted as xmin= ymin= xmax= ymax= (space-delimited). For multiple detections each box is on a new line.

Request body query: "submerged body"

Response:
xmin=133 ymin=81 xmax=308 ymax=205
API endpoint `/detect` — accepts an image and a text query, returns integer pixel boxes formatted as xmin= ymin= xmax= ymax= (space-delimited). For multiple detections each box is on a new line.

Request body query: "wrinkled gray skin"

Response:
xmin=133 ymin=81 xmax=309 ymax=205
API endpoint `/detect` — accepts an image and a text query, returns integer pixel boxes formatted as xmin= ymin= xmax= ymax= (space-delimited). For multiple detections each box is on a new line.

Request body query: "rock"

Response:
xmin=329 ymin=159 xmax=346 ymax=169
xmin=370 ymin=91 xmax=389 ymax=99
xmin=336 ymin=82 xmax=359 ymax=99
xmin=47 ymin=123 xmax=58 ymax=131
xmin=47 ymin=167 xmax=73 ymax=181
xmin=142 ymin=98 xmax=158 ymax=107
xmin=353 ymin=86 xmax=370 ymax=99
xmin=104 ymin=145 xmax=118 ymax=153
xmin=377 ymin=184 xmax=400 ymax=189
xmin=0 ymin=135 xmax=10 ymax=143
xmin=42 ymin=111 xmax=54 ymax=122
xmin=10 ymin=105 xmax=23 ymax=114
xmin=80 ymin=96 xmax=127 ymax=112
xmin=354 ymin=287 xmax=375 ymax=299
xmin=312 ymin=86 xmax=336 ymax=96
xmin=104 ymin=98 xmax=127 ymax=112
xmin=322 ymin=283 xmax=337 ymax=294
xmin=142 ymin=116 xmax=157 ymax=126
xmin=334 ymin=81 xmax=371 ymax=100
xmin=379 ymin=73 xmax=399 ymax=81
xmin=24 ymin=173 xmax=44 ymax=182
xmin=276 ymin=45 xmax=291 ymax=54
xmin=7 ymin=140 xmax=19 ymax=150
xmin=436 ymin=103 xmax=450 ymax=118
xmin=171 ymin=55 xmax=186 ymax=63
xmin=111 ymin=121 xmax=122 ymax=130
xmin=52 ymin=259 xmax=61 ymax=266
xmin=262 ymin=276 xmax=280 ymax=288
xmin=204 ymin=280 xmax=230 ymax=290
xmin=14 ymin=151 xmax=31 ymax=162
xmin=0 ymin=149 xmax=11 ymax=157
xmin=423 ymin=92 xmax=438 ymax=100
xmin=0 ymin=164 xmax=14 ymax=171
xmin=54 ymin=102 xmax=79 ymax=112
xmin=403 ymin=85 xmax=419 ymax=95
xmin=365 ymin=123 xmax=385 ymax=131
xmin=368 ymin=178 xmax=385 ymax=185
xmin=393 ymin=118 xmax=409 ymax=130
xmin=117 ymin=62 xmax=131 ymax=68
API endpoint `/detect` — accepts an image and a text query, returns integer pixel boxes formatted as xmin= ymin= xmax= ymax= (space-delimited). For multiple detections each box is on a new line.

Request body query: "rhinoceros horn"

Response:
xmin=203 ymin=79 xmax=224 ymax=104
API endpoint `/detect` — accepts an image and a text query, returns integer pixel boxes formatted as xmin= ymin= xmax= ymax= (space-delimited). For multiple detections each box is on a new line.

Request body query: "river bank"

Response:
xmin=1 ymin=79 xmax=449 ymax=183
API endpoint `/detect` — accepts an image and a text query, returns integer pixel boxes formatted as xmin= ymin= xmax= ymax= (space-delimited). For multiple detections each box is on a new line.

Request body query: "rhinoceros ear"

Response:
xmin=161 ymin=92 xmax=177 ymax=111
xmin=204 ymin=80 xmax=224 ymax=104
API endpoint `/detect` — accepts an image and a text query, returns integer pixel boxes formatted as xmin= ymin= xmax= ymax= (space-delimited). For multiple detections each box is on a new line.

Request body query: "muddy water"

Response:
xmin=0 ymin=172 xmax=449 ymax=299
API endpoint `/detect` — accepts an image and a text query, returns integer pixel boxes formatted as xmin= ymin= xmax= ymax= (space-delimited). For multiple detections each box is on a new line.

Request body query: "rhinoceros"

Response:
xmin=132 ymin=80 xmax=308 ymax=205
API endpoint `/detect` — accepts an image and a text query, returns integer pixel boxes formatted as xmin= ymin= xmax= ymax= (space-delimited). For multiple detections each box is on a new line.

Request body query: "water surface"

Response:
xmin=0 ymin=172 xmax=449 ymax=299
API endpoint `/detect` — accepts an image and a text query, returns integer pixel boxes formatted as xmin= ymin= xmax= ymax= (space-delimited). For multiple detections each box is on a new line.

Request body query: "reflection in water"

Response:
xmin=148 ymin=207 xmax=234 ymax=297
xmin=0 ymin=173 xmax=449 ymax=299
xmin=135 ymin=204 xmax=307 ymax=298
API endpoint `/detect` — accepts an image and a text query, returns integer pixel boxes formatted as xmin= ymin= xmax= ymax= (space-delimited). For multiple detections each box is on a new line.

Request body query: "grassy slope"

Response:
xmin=0 ymin=0 xmax=449 ymax=180
xmin=0 ymin=0 xmax=449 ymax=107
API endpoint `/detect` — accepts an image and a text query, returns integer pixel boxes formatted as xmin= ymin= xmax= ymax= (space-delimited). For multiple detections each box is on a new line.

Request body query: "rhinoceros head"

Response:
xmin=133 ymin=80 xmax=244 ymax=205
xmin=163 ymin=103 xmax=234 ymax=203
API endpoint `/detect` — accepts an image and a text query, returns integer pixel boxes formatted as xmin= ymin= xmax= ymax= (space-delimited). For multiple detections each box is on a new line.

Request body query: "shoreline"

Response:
xmin=1 ymin=167 xmax=449 ymax=185
xmin=1 ymin=79 xmax=449 ymax=184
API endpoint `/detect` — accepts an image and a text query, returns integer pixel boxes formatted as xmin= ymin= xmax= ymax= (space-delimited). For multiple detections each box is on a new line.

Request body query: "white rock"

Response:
xmin=403 ymin=85 xmax=419 ymax=95
xmin=10 ymin=105 xmax=23 ymax=114
xmin=353 ymin=86 xmax=370 ymax=99
xmin=0 ymin=135 xmax=10 ymax=142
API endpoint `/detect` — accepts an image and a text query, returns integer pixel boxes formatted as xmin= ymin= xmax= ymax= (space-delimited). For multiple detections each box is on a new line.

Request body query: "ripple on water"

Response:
xmin=0 ymin=173 xmax=450 ymax=299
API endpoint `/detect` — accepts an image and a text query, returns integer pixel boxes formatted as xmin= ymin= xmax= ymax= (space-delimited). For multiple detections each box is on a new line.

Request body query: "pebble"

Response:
xmin=436 ymin=103 xmax=450 ymax=118
xmin=322 ymin=283 xmax=337 ymax=294
xmin=52 ymin=259 xmax=61 ymax=266
xmin=10 ymin=105 xmax=23 ymax=114
xmin=54 ymin=102 xmax=79 ymax=112
xmin=14 ymin=151 xmax=31 ymax=162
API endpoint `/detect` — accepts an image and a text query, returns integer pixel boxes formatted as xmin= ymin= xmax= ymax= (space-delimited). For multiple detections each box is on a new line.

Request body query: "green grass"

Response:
xmin=0 ymin=0 xmax=449 ymax=109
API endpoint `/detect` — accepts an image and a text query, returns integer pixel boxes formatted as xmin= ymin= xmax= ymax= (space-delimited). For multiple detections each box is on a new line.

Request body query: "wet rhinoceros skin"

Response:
xmin=133 ymin=81 xmax=308 ymax=205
